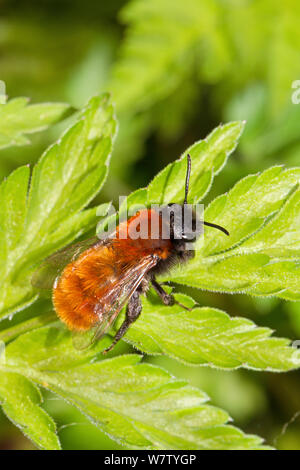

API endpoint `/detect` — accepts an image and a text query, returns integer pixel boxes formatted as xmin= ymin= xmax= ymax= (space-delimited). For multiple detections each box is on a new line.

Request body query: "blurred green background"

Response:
xmin=0 ymin=0 xmax=300 ymax=450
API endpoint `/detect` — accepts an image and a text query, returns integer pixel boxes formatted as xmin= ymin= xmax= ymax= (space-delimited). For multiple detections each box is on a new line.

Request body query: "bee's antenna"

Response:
xmin=184 ymin=154 xmax=191 ymax=205
xmin=203 ymin=221 xmax=229 ymax=236
xmin=184 ymin=154 xmax=229 ymax=236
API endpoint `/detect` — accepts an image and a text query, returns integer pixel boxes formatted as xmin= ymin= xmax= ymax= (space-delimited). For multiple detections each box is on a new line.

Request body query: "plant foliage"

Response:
xmin=0 ymin=97 xmax=74 ymax=150
xmin=0 ymin=93 xmax=299 ymax=450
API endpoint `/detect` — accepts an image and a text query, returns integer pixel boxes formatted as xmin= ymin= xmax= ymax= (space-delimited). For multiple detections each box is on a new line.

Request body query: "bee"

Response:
xmin=32 ymin=155 xmax=229 ymax=353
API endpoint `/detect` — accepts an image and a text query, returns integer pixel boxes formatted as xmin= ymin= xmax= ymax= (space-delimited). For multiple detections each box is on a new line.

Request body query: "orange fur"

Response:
xmin=53 ymin=209 xmax=172 ymax=331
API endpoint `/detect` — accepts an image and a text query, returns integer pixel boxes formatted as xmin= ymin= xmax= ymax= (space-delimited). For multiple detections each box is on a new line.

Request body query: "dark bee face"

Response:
xmin=160 ymin=203 xmax=202 ymax=247
xmin=156 ymin=155 xmax=228 ymax=258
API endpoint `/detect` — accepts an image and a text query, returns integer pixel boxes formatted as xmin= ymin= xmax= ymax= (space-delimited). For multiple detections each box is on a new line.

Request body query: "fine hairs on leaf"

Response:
xmin=0 ymin=92 xmax=299 ymax=450
xmin=166 ymin=166 xmax=300 ymax=299
xmin=0 ymin=327 xmax=271 ymax=450
xmin=0 ymin=97 xmax=75 ymax=150
xmin=0 ymin=93 xmax=117 ymax=320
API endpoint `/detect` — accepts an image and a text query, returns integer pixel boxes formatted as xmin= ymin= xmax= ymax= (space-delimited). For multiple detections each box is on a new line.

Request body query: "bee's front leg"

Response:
xmin=151 ymin=277 xmax=193 ymax=311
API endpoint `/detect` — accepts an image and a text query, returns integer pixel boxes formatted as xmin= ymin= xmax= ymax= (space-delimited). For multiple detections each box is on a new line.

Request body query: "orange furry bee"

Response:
xmin=32 ymin=155 xmax=228 ymax=353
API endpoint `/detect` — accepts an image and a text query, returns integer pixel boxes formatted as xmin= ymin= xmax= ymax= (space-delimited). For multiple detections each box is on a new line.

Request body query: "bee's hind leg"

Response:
xmin=102 ymin=290 xmax=142 ymax=354
xmin=151 ymin=277 xmax=193 ymax=311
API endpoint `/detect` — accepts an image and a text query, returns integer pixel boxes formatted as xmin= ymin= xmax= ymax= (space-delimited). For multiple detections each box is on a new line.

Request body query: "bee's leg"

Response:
xmin=103 ymin=290 xmax=142 ymax=354
xmin=151 ymin=277 xmax=193 ymax=311
xmin=151 ymin=278 xmax=174 ymax=306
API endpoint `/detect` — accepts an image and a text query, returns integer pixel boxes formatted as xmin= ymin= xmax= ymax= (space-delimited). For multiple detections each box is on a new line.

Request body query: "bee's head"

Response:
xmin=160 ymin=154 xmax=229 ymax=250
xmin=161 ymin=203 xmax=200 ymax=244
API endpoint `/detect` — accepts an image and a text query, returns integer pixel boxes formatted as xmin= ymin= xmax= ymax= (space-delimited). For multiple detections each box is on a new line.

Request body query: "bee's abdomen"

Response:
xmin=52 ymin=244 xmax=119 ymax=331
xmin=53 ymin=262 xmax=98 ymax=331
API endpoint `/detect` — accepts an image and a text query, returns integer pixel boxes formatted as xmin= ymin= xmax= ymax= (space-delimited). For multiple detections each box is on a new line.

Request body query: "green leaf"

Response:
xmin=1 ymin=327 xmax=269 ymax=450
xmin=0 ymin=371 xmax=60 ymax=450
xmin=0 ymin=165 xmax=30 ymax=268
xmin=0 ymin=93 xmax=117 ymax=320
xmin=121 ymin=121 xmax=244 ymax=210
xmin=147 ymin=121 xmax=245 ymax=205
xmin=114 ymin=292 xmax=300 ymax=371
xmin=0 ymin=97 xmax=74 ymax=150
xmin=166 ymin=166 xmax=300 ymax=298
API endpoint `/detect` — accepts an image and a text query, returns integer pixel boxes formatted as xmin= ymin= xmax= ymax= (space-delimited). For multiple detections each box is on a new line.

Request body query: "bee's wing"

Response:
xmin=72 ymin=254 xmax=159 ymax=350
xmin=31 ymin=236 xmax=101 ymax=290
